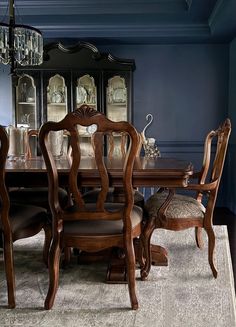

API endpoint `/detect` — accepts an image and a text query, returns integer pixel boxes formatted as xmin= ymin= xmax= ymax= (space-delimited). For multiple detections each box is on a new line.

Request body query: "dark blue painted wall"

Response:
xmin=100 ymin=43 xmax=229 ymax=207
xmin=102 ymin=44 xmax=229 ymax=141
xmin=0 ymin=42 xmax=231 ymax=208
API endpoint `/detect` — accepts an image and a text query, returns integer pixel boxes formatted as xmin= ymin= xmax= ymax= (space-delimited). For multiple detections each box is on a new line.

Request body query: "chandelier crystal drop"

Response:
xmin=0 ymin=0 xmax=43 ymax=72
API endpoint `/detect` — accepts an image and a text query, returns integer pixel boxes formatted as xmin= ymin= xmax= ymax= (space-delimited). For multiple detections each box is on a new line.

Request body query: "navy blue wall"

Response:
xmin=100 ymin=44 xmax=229 ymax=207
xmin=102 ymin=44 xmax=229 ymax=141
xmin=0 ymin=42 xmax=231 ymax=207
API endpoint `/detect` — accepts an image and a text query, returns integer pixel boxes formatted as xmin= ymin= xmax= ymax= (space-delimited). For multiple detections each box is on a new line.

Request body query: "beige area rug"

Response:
xmin=0 ymin=226 xmax=235 ymax=327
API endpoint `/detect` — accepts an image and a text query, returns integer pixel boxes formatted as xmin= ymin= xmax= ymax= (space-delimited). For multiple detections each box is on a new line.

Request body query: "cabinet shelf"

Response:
xmin=18 ymin=102 xmax=35 ymax=105
xmin=108 ymin=102 xmax=127 ymax=106
xmin=77 ymin=102 xmax=96 ymax=106
xmin=48 ymin=102 xmax=66 ymax=106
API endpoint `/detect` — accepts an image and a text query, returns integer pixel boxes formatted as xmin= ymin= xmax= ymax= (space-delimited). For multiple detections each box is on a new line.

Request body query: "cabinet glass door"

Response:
xmin=106 ymin=75 xmax=127 ymax=121
xmin=16 ymin=74 xmax=37 ymax=129
xmin=47 ymin=74 xmax=68 ymax=122
xmin=76 ymin=74 xmax=97 ymax=110
xmin=106 ymin=75 xmax=128 ymax=157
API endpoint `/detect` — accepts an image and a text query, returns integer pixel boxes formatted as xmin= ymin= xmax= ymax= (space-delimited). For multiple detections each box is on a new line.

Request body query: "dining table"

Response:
xmin=5 ymin=155 xmax=193 ymax=187
xmin=5 ymin=155 xmax=194 ymax=282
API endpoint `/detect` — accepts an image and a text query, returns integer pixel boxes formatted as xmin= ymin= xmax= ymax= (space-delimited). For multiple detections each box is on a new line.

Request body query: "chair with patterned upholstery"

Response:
xmin=39 ymin=104 xmax=143 ymax=310
xmin=0 ymin=125 xmax=50 ymax=308
xmin=140 ymin=119 xmax=231 ymax=280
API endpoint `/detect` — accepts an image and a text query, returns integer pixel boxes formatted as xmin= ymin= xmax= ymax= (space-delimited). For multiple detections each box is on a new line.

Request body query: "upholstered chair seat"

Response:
xmin=64 ymin=203 xmax=143 ymax=235
xmin=0 ymin=203 xmax=48 ymax=248
xmin=145 ymin=191 xmax=205 ymax=219
xmin=7 ymin=203 xmax=49 ymax=237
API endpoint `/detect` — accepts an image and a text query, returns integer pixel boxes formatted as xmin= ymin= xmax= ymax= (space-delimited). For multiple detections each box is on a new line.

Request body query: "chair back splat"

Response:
xmin=83 ymin=130 xmax=144 ymax=207
xmin=196 ymin=119 xmax=231 ymax=205
xmin=141 ymin=119 xmax=231 ymax=281
xmin=39 ymin=104 xmax=143 ymax=310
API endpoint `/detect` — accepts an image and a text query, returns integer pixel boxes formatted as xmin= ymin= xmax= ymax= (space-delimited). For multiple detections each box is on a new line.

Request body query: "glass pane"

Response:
xmin=16 ymin=74 xmax=37 ymax=129
xmin=76 ymin=74 xmax=97 ymax=109
xmin=47 ymin=74 xmax=68 ymax=122
xmin=106 ymin=75 xmax=127 ymax=122
xmin=106 ymin=75 xmax=128 ymax=157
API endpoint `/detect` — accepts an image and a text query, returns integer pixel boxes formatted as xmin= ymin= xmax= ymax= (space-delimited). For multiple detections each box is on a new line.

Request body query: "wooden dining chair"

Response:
xmin=9 ymin=129 xmax=69 ymax=211
xmin=0 ymin=125 xmax=51 ymax=308
xmin=140 ymin=118 xmax=231 ymax=280
xmin=82 ymin=131 xmax=145 ymax=207
xmin=39 ymin=104 xmax=143 ymax=310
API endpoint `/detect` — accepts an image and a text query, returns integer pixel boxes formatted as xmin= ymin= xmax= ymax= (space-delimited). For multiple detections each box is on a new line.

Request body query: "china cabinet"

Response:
xmin=12 ymin=41 xmax=135 ymax=155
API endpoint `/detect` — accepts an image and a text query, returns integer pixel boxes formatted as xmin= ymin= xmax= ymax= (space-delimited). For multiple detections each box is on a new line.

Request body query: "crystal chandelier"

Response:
xmin=0 ymin=0 xmax=43 ymax=73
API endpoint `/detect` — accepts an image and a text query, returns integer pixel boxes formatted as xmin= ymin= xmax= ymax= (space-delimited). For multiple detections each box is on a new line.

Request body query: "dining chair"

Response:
xmin=9 ymin=129 xmax=69 ymax=211
xmin=82 ymin=131 xmax=145 ymax=207
xmin=39 ymin=104 xmax=143 ymax=310
xmin=140 ymin=118 xmax=231 ymax=280
xmin=0 ymin=125 xmax=51 ymax=308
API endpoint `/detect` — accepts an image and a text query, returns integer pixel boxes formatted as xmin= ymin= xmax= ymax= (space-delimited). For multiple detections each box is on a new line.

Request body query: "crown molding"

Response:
xmin=38 ymin=23 xmax=210 ymax=39
xmin=0 ymin=0 xmax=190 ymax=15
xmin=1 ymin=0 xmax=231 ymax=43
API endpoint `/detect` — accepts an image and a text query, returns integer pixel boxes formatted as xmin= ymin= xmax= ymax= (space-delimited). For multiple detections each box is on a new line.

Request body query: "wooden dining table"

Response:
xmin=5 ymin=155 xmax=194 ymax=282
xmin=5 ymin=156 xmax=193 ymax=188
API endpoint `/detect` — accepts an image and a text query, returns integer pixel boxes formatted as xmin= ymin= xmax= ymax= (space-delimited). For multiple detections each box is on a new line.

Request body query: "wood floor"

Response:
xmin=214 ymin=207 xmax=236 ymax=289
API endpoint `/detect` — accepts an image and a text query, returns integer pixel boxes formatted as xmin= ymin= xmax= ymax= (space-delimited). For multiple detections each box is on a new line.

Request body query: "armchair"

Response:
xmin=140 ymin=119 xmax=231 ymax=280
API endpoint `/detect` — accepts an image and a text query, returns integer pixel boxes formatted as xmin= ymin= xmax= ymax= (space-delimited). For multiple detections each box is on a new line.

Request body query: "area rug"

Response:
xmin=0 ymin=226 xmax=235 ymax=327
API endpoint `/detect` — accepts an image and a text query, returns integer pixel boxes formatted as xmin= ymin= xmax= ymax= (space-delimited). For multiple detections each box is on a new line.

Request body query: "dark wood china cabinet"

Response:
xmin=12 ymin=41 xmax=135 ymax=156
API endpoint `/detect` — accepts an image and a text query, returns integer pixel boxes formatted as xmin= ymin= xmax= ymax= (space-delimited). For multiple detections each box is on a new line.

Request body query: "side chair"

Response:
xmin=9 ymin=129 xmax=69 ymax=211
xmin=140 ymin=118 xmax=231 ymax=280
xmin=0 ymin=125 xmax=51 ymax=308
xmin=82 ymin=131 xmax=144 ymax=207
xmin=39 ymin=104 xmax=143 ymax=310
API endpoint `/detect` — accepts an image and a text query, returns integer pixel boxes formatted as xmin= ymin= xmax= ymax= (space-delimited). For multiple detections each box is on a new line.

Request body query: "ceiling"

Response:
xmin=1 ymin=0 xmax=236 ymax=44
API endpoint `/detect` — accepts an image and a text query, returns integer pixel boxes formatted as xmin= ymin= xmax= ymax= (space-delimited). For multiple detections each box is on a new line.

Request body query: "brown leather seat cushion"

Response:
xmin=64 ymin=203 xmax=143 ymax=235
xmin=9 ymin=204 xmax=48 ymax=234
xmin=0 ymin=203 xmax=48 ymax=247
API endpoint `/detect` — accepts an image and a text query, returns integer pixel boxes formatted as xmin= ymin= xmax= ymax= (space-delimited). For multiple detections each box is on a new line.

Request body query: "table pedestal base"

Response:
xmin=76 ymin=240 xmax=168 ymax=283
xmin=150 ymin=244 xmax=168 ymax=266
xmin=105 ymin=243 xmax=168 ymax=283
